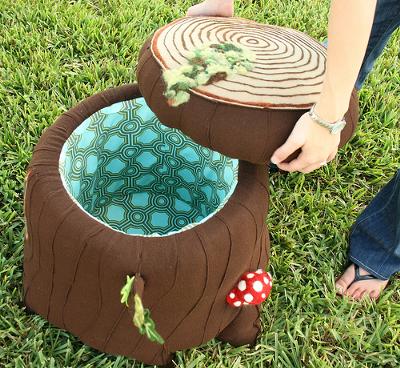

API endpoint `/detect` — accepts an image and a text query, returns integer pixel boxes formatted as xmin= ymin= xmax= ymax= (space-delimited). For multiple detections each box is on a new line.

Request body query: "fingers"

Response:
xmin=276 ymin=151 xmax=314 ymax=172
xmin=301 ymin=161 xmax=327 ymax=174
xmin=270 ymin=136 xmax=303 ymax=165
xmin=278 ymin=151 xmax=334 ymax=173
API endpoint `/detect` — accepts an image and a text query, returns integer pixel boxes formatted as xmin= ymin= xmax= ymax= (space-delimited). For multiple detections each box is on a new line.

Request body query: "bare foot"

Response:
xmin=187 ymin=0 xmax=234 ymax=17
xmin=335 ymin=264 xmax=389 ymax=300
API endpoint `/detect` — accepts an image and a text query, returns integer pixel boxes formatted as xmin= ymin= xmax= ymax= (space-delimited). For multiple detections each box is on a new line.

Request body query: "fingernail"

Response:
xmin=270 ymin=157 xmax=276 ymax=164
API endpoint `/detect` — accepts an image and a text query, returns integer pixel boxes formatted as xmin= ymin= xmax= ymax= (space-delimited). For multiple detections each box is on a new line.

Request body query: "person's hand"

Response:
xmin=187 ymin=0 xmax=234 ymax=17
xmin=270 ymin=112 xmax=340 ymax=173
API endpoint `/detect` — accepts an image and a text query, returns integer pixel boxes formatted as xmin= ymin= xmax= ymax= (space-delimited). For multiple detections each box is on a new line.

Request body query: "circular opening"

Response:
xmin=59 ymin=97 xmax=238 ymax=236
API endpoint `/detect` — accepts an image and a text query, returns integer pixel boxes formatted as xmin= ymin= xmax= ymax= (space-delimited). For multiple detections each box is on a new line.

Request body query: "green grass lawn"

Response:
xmin=1 ymin=0 xmax=399 ymax=367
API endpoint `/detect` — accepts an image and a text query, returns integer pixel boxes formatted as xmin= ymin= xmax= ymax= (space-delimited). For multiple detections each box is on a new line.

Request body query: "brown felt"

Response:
xmin=137 ymin=34 xmax=359 ymax=164
xmin=23 ymin=84 xmax=270 ymax=366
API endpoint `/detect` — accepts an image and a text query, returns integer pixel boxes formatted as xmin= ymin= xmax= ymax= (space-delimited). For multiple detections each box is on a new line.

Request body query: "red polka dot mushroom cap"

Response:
xmin=227 ymin=269 xmax=272 ymax=307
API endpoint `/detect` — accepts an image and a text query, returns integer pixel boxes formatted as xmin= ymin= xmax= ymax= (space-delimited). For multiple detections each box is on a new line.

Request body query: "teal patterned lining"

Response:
xmin=59 ymin=98 xmax=238 ymax=236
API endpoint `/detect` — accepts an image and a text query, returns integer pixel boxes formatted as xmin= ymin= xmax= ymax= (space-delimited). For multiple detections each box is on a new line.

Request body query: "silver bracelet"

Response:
xmin=308 ymin=104 xmax=344 ymax=126
xmin=308 ymin=104 xmax=347 ymax=135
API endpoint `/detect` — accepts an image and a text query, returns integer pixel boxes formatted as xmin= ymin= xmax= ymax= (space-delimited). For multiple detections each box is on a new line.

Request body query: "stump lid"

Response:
xmin=151 ymin=16 xmax=327 ymax=110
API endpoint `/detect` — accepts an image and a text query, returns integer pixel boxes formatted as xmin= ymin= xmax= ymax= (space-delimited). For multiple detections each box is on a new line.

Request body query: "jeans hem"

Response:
xmin=349 ymin=255 xmax=391 ymax=280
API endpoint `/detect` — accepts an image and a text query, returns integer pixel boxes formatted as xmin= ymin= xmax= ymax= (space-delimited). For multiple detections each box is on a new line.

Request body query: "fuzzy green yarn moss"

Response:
xmin=120 ymin=275 xmax=165 ymax=344
xmin=163 ymin=42 xmax=255 ymax=107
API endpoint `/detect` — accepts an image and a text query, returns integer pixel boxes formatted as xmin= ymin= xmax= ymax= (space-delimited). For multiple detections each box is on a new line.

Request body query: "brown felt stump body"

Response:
xmin=23 ymin=84 xmax=270 ymax=366
xmin=137 ymin=17 xmax=359 ymax=164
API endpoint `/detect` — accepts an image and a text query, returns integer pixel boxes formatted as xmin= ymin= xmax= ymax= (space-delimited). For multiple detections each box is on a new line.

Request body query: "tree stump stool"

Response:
xmin=23 ymin=84 xmax=270 ymax=366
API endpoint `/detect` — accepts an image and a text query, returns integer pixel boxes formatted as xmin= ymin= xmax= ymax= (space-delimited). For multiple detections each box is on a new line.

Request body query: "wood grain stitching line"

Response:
xmin=187 ymin=17 xmax=217 ymax=54
xmin=46 ymin=203 xmax=75 ymax=320
xmin=102 ymin=305 xmax=129 ymax=352
xmin=207 ymin=103 xmax=219 ymax=150
xmin=24 ymin=173 xmax=51 ymax=263
xmin=252 ymin=216 xmax=264 ymax=271
xmin=166 ymin=20 xmax=324 ymax=81
xmin=232 ymin=197 xmax=259 ymax=244
xmin=149 ymin=235 xmax=179 ymax=309
xmin=136 ymin=51 xmax=154 ymax=79
xmin=138 ymin=236 xmax=144 ymax=274
xmin=230 ymin=199 xmax=259 ymax=270
xmin=61 ymin=227 xmax=105 ymax=329
xmin=253 ymin=303 xmax=262 ymax=333
xmin=178 ymin=94 xmax=185 ymax=130
xmin=102 ymin=237 xmax=146 ymax=351
xmin=148 ymin=72 xmax=163 ymax=107
xmin=198 ymin=46 xmax=325 ymax=90
xmin=184 ymin=89 xmax=314 ymax=109
xmin=23 ymin=186 xmax=64 ymax=301
xmin=261 ymin=109 xmax=272 ymax=164
xmin=216 ymin=27 xmax=294 ymax=64
xmin=254 ymin=230 xmax=266 ymax=331
xmin=155 ymin=17 xmax=326 ymax=74
xmin=213 ymin=212 xmax=240 ymax=335
xmin=161 ymin=17 xmax=197 ymax=65
xmin=208 ymin=82 xmax=323 ymax=96
xmin=249 ymin=172 xmax=269 ymax=193
xmin=148 ymin=236 xmax=181 ymax=362
xmin=256 ymin=226 xmax=266 ymax=271
xmin=79 ymin=232 xmax=118 ymax=340
xmin=108 ymin=235 xmax=179 ymax=355
xmin=155 ymin=229 xmax=209 ymax=345
xmin=166 ymin=19 xmax=288 ymax=67
xmin=125 ymin=237 xmax=147 ymax=353
xmin=191 ymin=228 xmax=215 ymax=345
xmin=200 ymin=215 xmax=232 ymax=343
xmin=208 ymin=81 xmax=324 ymax=103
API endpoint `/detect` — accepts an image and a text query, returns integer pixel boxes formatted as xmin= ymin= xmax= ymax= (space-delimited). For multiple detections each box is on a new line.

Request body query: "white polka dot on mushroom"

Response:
xmin=256 ymin=269 xmax=263 ymax=274
xmin=253 ymin=280 xmax=263 ymax=292
xmin=263 ymin=277 xmax=269 ymax=284
xmin=238 ymin=280 xmax=247 ymax=291
xmin=244 ymin=293 xmax=254 ymax=303
xmin=262 ymin=293 xmax=266 ymax=298
xmin=229 ymin=293 xmax=235 ymax=299
xmin=233 ymin=301 xmax=242 ymax=307
xmin=247 ymin=273 xmax=254 ymax=279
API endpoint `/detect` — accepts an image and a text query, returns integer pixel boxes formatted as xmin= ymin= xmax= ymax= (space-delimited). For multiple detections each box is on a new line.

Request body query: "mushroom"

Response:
xmin=226 ymin=269 xmax=272 ymax=307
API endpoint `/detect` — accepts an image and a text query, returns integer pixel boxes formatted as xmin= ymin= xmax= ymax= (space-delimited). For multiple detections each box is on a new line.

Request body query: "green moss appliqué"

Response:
xmin=163 ymin=42 xmax=255 ymax=107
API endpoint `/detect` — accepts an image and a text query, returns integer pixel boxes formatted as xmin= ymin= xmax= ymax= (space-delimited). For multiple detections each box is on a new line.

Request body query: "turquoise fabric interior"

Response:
xmin=59 ymin=97 xmax=238 ymax=236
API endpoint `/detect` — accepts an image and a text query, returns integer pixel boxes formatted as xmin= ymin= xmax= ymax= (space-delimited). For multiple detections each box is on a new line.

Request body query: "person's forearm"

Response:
xmin=315 ymin=0 xmax=377 ymax=122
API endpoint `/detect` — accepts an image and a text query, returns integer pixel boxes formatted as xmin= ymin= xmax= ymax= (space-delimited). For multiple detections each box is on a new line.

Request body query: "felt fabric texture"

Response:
xmin=162 ymin=42 xmax=255 ymax=107
xmin=152 ymin=17 xmax=328 ymax=109
xmin=137 ymin=19 xmax=359 ymax=164
xmin=23 ymin=84 xmax=270 ymax=366
xmin=59 ymin=97 xmax=239 ymax=236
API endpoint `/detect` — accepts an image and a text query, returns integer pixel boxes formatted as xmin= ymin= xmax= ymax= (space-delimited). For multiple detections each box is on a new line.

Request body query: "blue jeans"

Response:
xmin=349 ymin=0 xmax=400 ymax=280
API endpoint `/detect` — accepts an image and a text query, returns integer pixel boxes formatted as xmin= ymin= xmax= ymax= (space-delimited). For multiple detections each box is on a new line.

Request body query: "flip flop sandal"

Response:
xmin=348 ymin=263 xmax=383 ymax=287
xmin=336 ymin=263 xmax=390 ymax=298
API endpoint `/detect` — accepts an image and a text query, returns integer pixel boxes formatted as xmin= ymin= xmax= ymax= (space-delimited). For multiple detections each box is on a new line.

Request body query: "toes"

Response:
xmin=344 ymin=282 xmax=360 ymax=297
xmin=335 ymin=265 xmax=356 ymax=295
xmin=369 ymin=290 xmax=380 ymax=299
xmin=352 ymin=288 xmax=366 ymax=300
xmin=346 ymin=279 xmax=389 ymax=300
xmin=335 ymin=281 xmax=346 ymax=295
